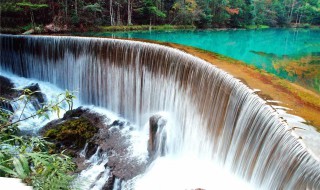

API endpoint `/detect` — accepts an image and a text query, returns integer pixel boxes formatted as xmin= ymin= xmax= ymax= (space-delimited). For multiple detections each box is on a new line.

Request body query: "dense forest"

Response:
xmin=1 ymin=0 xmax=320 ymax=32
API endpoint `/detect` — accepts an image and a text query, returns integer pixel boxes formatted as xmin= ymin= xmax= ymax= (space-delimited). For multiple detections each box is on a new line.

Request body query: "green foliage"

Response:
xmin=21 ymin=23 xmax=34 ymax=31
xmin=0 ymin=135 xmax=75 ymax=189
xmin=0 ymin=90 xmax=76 ymax=189
xmin=83 ymin=3 xmax=102 ymax=12
xmin=136 ymin=0 xmax=166 ymax=24
xmin=16 ymin=2 xmax=48 ymax=10
xmin=170 ymin=0 xmax=198 ymax=25
xmin=0 ymin=89 xmax=75 ymax=129
xmin=0 ymin=2 xmax=23 ymax=12
xmin=1 ymin=0 xmax=320 ymax=31
xmin=0 ymin=128 xmax=76 ymax=189
xmin=15 ymin=1 xmax=48 ymax=30
xmin=194 ymin=7 xmax=213 ymax=28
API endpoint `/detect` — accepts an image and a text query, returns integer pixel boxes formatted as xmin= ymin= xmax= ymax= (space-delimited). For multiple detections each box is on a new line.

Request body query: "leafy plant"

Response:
xmin=0 ymin=89 xmax=76 ymax=189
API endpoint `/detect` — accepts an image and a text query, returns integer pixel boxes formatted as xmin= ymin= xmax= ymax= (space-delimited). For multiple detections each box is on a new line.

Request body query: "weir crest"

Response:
xmin=0 ymin=35 xmax=319 ymax=189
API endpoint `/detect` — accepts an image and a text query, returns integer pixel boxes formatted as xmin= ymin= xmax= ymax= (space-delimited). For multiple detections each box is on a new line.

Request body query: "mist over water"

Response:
xmin=1 ymin=35 xmax=319 ymax=189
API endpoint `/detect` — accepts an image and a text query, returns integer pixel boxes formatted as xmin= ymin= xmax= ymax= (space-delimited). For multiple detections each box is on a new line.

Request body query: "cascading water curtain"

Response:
xmin=0 ymin=34 xmax=319 ymax=189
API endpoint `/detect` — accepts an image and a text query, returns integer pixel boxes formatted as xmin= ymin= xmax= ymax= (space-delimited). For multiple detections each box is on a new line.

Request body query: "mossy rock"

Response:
xmin=44 ymin=116 xmax=98 ymax=148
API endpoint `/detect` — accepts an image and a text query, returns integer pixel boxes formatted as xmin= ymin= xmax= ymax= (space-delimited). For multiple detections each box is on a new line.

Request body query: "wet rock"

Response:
xmin=41 ymin=107 xmax=147 ymax=187
xmin=110 ymin=120 xmax=125 ymax=128
xmin=148 ymin=114 xmax=167 ymax=159
xmin=85 ymin=142 xmax=99 ymax=159
xmin=23 ymin=83 xmax=45 ymax=103
xmin=102 ymin=174 xmax=116 ymax=190
xmin=44 ymin=23 xmax=68 ymax=33
xmin=0 ymin=100 xmax=14 ymax=113
xmin=105 ymin=129 xmax=146 ymax=180
xmin=22 ymin=83 xmax=46 ymax=110
xmin=40 ymin=107 xmax=102 ymax=155
xmin=63 ymin=107 xmax=88 ymax=119
xmin=0 ymin=76 xmax=17 ymax=113
xmin=0 ymin=75 xmax=17 ymax=99
xmin=87 ymin=120 xmax=147 ymax=180
xmin=44 ymin=117 xmax=98 ymax=147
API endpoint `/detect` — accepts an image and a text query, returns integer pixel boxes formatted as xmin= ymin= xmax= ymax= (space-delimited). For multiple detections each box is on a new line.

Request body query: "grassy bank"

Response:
xmin=0 ymin=24 xmax=195 ymax=34
xmin=99 ymin=24 xmax=196 ymax=32
xmin=3 ymin=24 xmax=319 ymax=35
xmin=244 ymin=25 xmax=270 ymax=29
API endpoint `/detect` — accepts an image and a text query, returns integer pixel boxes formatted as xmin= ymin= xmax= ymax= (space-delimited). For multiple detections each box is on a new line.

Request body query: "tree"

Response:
xmin=210 ymin=0 xmax=230 ymax=27
xmin=252 ymin=0 xmax=277 ymax=26
xmin=83 ymin=2 xmax=102 ymax=25
xmin=194 ymin=0 xmax=213 ymax=28
xmin=16 ymin=2 xmax=48 ymax=29
xmin=136 ymin=0 xmax=166 ymax=25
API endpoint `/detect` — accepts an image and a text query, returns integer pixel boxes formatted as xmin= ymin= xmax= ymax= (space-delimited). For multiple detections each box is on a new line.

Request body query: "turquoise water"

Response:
xmin=83 ymin=29 xmax=320 ymax=91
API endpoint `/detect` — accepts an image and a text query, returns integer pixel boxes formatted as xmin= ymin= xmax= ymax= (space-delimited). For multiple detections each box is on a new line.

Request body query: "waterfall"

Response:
xmin=1 ymin=34 xmax=319 ymax=189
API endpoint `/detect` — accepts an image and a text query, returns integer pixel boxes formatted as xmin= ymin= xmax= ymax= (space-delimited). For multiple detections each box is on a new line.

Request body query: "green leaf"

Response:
xmin=18 ymin=154 xmax=30 ymax=175
xmin=0 ymin=165 xmax=18 ymax=177
xmin=43 ymin=113 xmax=50 ymax=119
xmin=18 ymin=94 xmax=26 ymax=100
xmin=13 ymin=157 xmax=27 ymax=179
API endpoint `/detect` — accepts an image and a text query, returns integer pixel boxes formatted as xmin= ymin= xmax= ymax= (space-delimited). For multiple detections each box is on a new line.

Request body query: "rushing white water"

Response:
xmin=134 ymin=157 xmax=253 ymax=190
xmin=0 ymin=72 xmax=150 ymax=189
xmin=1 ymin=34 xmax=320 ymax=189
xmin=0 ymin=70 xmax=80 ymax=133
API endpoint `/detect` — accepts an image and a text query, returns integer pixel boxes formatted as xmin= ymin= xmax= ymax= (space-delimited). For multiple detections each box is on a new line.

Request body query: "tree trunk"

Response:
xmin=149 ymin=17 xmax=152 ymax=29
xmin=31 ymin=11 xmax=35 ymax=29
xmin=110 ymin=0 xmax=115 ymax=26
xmin=289 ymin=0 xmax=296 ymax=23
xmin=65 ymin=0 xmax=68 ymax=22
xmin=117 ymin=4 xmax=121 ymax=25
xmin=295 ymin=11 xmax=299 ymax=25
xmin=127 ymin=0 xmax=132 ymax=25
xmin=75 ymin=0 xmax=78 ymax=16
xmin=298 ymin=13 xmax=302 ymax=24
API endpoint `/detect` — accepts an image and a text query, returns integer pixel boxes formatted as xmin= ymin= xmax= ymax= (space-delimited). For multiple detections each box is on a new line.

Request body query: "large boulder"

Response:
xmin=40 ymin=107 xmax=147 ymax=188
xmin=40 ymin=107 xmax=102 ymax=156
